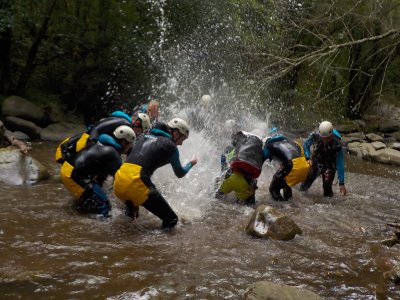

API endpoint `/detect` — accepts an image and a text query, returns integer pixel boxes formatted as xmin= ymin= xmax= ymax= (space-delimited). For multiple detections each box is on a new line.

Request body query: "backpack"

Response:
xmin=55 ymin=133 xmax=91 ymax=164
xmin=229 ymin=131 xmax=264 ymax=179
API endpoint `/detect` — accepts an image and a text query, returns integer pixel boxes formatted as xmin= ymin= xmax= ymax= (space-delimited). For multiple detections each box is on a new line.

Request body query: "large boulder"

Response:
xmin=244 ymin=281 xmax=322 ymax=300
xmin=0 ymin=147 xmax=50 ymax=185
xmin=369 ymin=148 xmax=400 ymax=166
xmin=40 ymin=122 xmax=87 ymax=142
xmin=2 ymin=95 xmax=47 ymax=126
xmin=378 ymin=120 xmax=400 ymax=133
xmin=4 ymin=116 xmax=42 ymax=139
xmin=246 ymin=205 xmax=302 ymax=240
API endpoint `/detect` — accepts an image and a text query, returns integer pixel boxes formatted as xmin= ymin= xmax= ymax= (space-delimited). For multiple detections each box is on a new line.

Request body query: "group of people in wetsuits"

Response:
xmin=56 ymin=96 xmax=347 ymax=230
xmin=215 ymin=120 xmax=347 ymax=206
xmin=56 ymin=101 xmax=197 ymax=229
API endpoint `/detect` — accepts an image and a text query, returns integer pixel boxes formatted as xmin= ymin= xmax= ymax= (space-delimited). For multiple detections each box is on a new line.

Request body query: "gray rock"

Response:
xmin=345 ymin=132 xmax=366 ymax=139
xmin=387 ymin=131 xmax=400 ymax=141
xmin=40 ymin=122 xmax=86 ymax=142
xmin=2 ymin=95 xmax=47 ymax=126
xmin=0 ymin=147 xmax=50 ymax=185
xmin=365 ymin=133 xmax=384 ymax=142
xmin=378 ymin=120 xmax=400 ymax=133
xmin=4 ymin=116 xmax=42 ymax=139
xmin=370 ymin=141 xmax=386 ymax=150
xmin=246 ymin=205 xmax=302 ymax=240
xmin=383 ymin=265 xmax=400 ymax=284
xmin=369 ymin=148 xmax=400 ymax=166
xmin=244 ymin=281 xmax=322 ymax=300
xmin=388 ymin=142 xmax=400 ymax=151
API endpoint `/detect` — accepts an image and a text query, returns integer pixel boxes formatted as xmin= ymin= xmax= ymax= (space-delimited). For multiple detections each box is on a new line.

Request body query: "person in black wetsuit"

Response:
xmin=113 ymin=118 xmax=197 ymax=230
xmin=300 ymin=120 xmax=347 ymax=197
xmin=60 ymin=125 xmax=136 ymax=217
xmin=55 ymin=111 xmax=150 ymax=164
xmin=263 ymin=133 xmax=309 ymax=201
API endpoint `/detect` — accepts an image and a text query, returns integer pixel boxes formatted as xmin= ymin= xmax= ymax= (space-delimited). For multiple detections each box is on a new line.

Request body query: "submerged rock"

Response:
xmin=383 ymin=265 xmax=400 ymax=284
xmin=246 ymin=205 xmax=302 ymax=240
xmin=0 ymin=147 xmax=50 ymax=185
xmin=244 ymin=280 xmax=322 ymax=300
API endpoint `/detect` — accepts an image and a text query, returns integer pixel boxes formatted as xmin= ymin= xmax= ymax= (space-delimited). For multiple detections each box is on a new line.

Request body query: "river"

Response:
xmin=0 ymin=135 xmax=399 ymax=300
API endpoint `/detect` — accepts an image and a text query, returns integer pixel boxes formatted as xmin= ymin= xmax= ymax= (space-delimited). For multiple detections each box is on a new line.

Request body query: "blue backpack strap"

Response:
xmin=333 ymin=128 xmax=341 ymax=140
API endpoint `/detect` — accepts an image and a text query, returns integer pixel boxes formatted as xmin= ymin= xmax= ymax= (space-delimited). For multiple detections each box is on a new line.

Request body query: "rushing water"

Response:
xmin=0 ymin=133 xmax=399 ymax=300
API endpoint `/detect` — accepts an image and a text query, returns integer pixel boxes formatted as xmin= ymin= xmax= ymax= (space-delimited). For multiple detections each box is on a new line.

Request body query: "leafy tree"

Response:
xmin=251 ymin=0 xmax=400 ymax=119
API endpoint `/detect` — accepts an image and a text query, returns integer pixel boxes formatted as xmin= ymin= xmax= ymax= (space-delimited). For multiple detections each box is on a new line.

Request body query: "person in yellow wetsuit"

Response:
xmin=114 ymin=118 xmax=197 ymax=230
xmin=60 ymin=125 xmax=135 ymax=217
xmin=215 ymin=130 xmax=265 ymax=206
xmin=263 ymin=132 xmax=309 ymax=201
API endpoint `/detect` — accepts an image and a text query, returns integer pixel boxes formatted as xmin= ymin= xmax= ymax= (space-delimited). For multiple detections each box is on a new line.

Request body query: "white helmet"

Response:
xmin=319 ymin=121 xmax=333 ymax=137
xmin=200 ymin=94 xmax=212 ymax=105
xmin=224 ymin=119 xmax=236 ymax=130
xmin=168 ymin=118 xmax=190 ymax=137
xmin=137 ymin=113 xmax=151 ymax=131
xmin=113 ymin=125 xmax=136 ymax=143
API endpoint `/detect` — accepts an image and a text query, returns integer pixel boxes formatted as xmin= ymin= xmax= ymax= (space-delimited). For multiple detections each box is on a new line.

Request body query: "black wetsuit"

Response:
xmin=301 ymin=132 xmax=344 ymax=196
xmin=121 ymin=128 xmax=192 ymax=229
xmin=69 ymin=143 xmax=122 ymax=215
xmin=263 ymin=136 xmax=302 ymax=201
xmin=87 ymin=116 xmax=131 ymax=140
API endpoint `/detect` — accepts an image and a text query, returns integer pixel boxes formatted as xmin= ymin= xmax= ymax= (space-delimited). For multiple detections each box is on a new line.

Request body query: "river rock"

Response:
xmin=244 ymin=281 xmax=322 ymax=300
xmin=388 ymin=142 xmax=400 ymax=150
xmin=370 ymin=141 xmax=386 ymax=150
xmin=4 ymin=116 xmax=42 ymax=139
xmin=0 ymin=147 xmax=50 ymax=185
xmin=365 ymin=133 xmax=384 ymax=142
xmin=40 ymin=122 xmax=87 ymax=142
xmin=383 ymin=265 xmax=400 ymax=284
xmin=378 ymin=120 xmax=400 ymax=133
xmin=388 ymin=131 xmax=400 ymax=141
xmin=2 ymin=95 xmax=47 ymax=126
xmin=369 ymin=148 xmax=400 ymax=166
xmin=246 ymin=205 xmax=302 ymax=240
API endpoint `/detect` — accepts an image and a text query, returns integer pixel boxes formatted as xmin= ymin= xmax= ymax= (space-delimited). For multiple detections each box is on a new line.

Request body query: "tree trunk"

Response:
xmin=0 ymin=0 xmax=13 ymax=94
xmin=14 ymin=0 xmax=59 ymax=95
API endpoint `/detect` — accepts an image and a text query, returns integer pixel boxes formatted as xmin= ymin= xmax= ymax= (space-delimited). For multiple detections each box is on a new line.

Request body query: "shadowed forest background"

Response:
xmin=1 ymin=0 xmax=400 ymax=127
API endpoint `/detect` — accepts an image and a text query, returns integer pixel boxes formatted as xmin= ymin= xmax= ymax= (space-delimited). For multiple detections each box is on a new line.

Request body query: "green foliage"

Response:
xmin=2 ymin=0 xmax=400 ymax=125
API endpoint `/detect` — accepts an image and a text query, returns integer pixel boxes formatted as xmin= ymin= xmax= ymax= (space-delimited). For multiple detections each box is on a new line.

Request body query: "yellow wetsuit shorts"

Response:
xmin=114 ymin=163 xmax=150 ymax=206
xmin=284 ymin=156 xmax=310 ymax=187
xmin=60 ymin=161 xmax=85 ymax=199
xmin=219 ymin=170 xmax=254 ymax=201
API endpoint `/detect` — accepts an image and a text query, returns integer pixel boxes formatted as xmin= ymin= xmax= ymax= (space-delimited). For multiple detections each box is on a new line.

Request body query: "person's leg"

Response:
xmin=75 ymin=192 xmax=111 ymax=216
xmin=270 ymin=163 xmax=292 ymax=201
xmin=322 ymin=168 xmax=336 ymax=197
xmin=269 ymin=174 xmax=286 ymax=201
xmin=125 ymin=200 xmax=139 ymax=219
xmin=283 ymin=182 xmax=292 ymax=200
xmin=300 ymin=160 xmax=319 ymax=192
xmin=142 ymin=189 xmax=178 ymax=229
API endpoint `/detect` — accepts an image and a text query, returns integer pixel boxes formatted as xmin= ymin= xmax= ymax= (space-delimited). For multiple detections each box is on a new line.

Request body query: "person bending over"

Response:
xmin=114 ymin=118 xmax=197 ymax=230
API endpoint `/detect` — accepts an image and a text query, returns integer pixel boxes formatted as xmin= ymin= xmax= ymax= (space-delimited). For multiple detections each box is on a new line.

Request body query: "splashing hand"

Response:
xmin=190 ymin=156 xmax=198 ymax=166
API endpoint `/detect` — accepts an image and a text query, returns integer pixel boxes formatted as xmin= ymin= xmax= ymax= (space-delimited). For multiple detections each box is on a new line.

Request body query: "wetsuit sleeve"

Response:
xmin=169 ymin=149 xmax=193 ymax=178
xmin=303 ymin=133 xmax=316 ymax=160
xmin=336 ymin=148 xmax=345 ymax=185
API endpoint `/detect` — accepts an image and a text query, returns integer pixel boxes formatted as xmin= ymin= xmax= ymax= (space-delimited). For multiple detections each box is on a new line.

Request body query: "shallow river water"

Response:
xmin=0 ymin=137 xmax=399 ymax=300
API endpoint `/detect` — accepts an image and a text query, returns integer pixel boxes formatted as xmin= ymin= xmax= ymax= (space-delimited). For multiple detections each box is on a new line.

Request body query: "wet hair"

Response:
xmin=152 ymin=121 xmax=170 ymax=133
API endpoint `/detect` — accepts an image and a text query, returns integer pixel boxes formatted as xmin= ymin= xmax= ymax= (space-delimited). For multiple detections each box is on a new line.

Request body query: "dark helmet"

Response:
xmin=152 ymin=121 xmax=170 ymax=133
